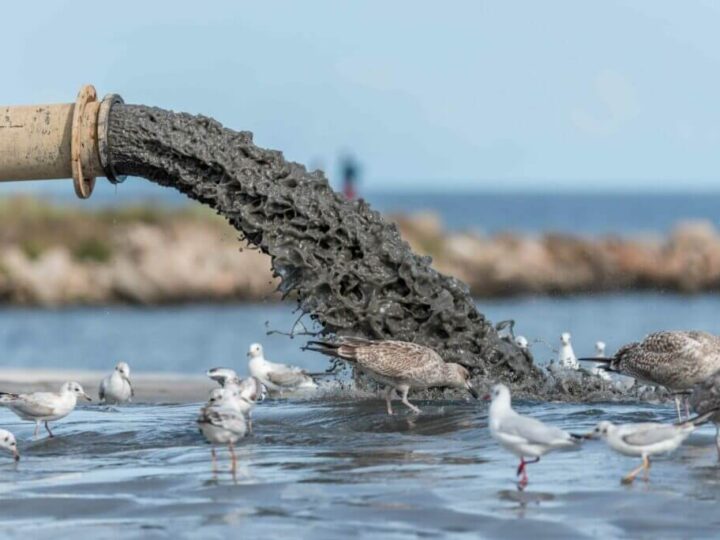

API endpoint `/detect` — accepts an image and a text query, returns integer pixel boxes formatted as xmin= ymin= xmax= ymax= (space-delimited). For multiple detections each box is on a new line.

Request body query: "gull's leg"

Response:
xmin=44 ymin=422 xmax=54 ymax=438
xmin=228 ymin=442 xmax=237 ymax=479
xmin=715 ymin=425 xmax=720 ymax=462
xmin=385 ymin=386 xmax=396 ymax=416
xmin=684 ymin=397 xmax=691 ymax=419
xmin=621 ymin=461 xmax=645 ymax=484
xmin=211 ymin=447 xmax=217 ymax=474
xmin=33 ymin=422 xmax=39 ymax=438
xmin=642 ymin=455 xmax=651 ymax=482
xmin=674 ymin=395 xmax=683 ymax=422
xmin=399 ymin=386 xmax=421 ymax=415
xmin=516 ymin=458 xmax=526 ymax=477
xmin=247 ymin=413 xmax=253 ymax=435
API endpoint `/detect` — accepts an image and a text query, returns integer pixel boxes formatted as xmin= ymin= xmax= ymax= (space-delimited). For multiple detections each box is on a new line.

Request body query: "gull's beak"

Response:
xmin=13 ymin=449 xmax=19 ymax=462
xmin=482 ymin=394 xmax=491 ymax=401
xmin=465 ymin=381 xmax=479 ymax=399
xmin=581 ymin=431 xmax=598 ymax=440
xmin=83 ymin=392 xmax=92 ymax=402
xmin=246 ymin=352 xmax=251 ymax=358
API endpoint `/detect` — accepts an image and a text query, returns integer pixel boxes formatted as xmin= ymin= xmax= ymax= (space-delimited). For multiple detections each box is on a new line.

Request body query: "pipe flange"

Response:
xmin=98 ymin=93 xmax=126 ymax=184
xmin=71 ymin=84 xmax=97 ymax=199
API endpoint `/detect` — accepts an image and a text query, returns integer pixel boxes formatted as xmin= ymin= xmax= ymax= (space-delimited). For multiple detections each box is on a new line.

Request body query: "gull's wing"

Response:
xmin=10 ymin=392 xmax=60 ymax=417
xmin=352 ymin=341 xmax=445 ymax=380
xmin=266 ymin=364 xmax=313 ymax=388
xmin=237 ymin=377 xmax=262 ymax=402
xmin=499 ymin=413 xmax=574 ymax=446
xmin=197 ymin=406 xmax=246 ymax=434
xmin=620 ymin=423 xmax=682 ymax=446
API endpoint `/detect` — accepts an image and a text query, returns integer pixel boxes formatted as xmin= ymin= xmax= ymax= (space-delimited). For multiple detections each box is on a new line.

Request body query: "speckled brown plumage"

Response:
xmin=306 ymin=337 xmax=477 ymax=414
xmin=606 ymin=331 xmax=720 ymax=391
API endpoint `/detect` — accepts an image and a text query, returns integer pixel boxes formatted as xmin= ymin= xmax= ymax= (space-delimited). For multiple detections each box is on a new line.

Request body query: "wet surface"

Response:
xmin=1 ymin=399 xmax=718 ymax=539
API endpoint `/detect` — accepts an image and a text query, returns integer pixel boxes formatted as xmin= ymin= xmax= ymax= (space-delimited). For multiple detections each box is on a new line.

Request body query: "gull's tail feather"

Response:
xmin=305 ymin=340 xmax=360 ymax=362
xmin=676 ymin=408 xmax=720 ymax=427
xmin=0 ymin=392 xmax=19 ymax=404
xmin=578 ymin=357 xmax=613 ymax=371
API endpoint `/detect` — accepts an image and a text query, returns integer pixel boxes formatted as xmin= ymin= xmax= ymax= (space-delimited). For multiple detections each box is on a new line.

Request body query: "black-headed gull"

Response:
xmin=197 ymin=388 xmax=247 ymax=475
xmin=306 ymin=337 xmax=478 ymax=415
xmin=486 ymin=383 xmax=580 ymax=488
xmin=585 ymin=410 xmax=715 ymax=484
xmin=0 ymin=429 xmax=19 ymax=461
xmin=99 ymin=362 xmax=134 ymax=404
xmin=248 ymin=342 xmax=317 ymax=394
xmin=580 ymin=331 xmax=720 ymax=420
xmin=0 ymin=382 xmax=91 ymax=438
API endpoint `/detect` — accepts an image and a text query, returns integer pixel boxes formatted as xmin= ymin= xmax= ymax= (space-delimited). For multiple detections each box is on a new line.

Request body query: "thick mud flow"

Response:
xmin=105 ymin=104 xmax=638 ymax=399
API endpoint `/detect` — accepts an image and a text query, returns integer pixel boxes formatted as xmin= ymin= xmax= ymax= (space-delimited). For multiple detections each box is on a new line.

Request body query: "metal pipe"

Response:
xmin=0 ymin=85 xmax=124 ymax=199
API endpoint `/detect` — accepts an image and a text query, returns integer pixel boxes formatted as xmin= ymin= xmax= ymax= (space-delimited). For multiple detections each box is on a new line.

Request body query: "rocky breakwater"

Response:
xmin=1 ymin=199 xmax=720 ymax=306
xmin=394 ymin=213 xmax=720 ymax=296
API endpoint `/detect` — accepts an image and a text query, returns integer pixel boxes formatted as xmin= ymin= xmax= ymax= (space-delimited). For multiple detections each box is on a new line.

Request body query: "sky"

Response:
xmin=4 ymin=1 xmax=720 ymax=193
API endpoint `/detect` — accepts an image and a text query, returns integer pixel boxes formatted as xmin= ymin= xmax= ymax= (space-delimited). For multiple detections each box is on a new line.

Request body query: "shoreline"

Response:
xmin=0 ymin=368 xmax=216 ymax=403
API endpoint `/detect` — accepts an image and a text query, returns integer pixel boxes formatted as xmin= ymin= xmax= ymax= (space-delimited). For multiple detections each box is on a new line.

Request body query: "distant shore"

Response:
xmin=0 ymin=197 xmax=719 ymax=306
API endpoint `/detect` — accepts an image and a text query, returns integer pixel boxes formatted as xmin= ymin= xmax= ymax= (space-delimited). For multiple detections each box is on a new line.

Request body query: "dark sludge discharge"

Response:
xmin=106 ymin=104 xmax=651 ymax=401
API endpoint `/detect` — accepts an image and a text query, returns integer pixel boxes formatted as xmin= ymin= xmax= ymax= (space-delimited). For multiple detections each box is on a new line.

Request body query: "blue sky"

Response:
xmin=4 ymin=1 xmax=720 ymax=193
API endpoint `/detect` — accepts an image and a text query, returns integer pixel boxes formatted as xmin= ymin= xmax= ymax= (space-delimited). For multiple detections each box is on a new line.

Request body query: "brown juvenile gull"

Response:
xmin=689 ymin=370 xmax=720 ymax=460
xmin=580 ymin=331 xmax=720 ymax=420
xmin=305 ymin=337 xmax=478 ymax=415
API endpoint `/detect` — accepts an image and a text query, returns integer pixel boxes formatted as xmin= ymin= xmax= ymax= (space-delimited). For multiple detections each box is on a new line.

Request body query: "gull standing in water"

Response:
xmin=306 ymin=337 xmax=478 ymax=415
xmin=197 ymin=387 xmax=247 ymax=475
xmin=0 ymin=429 xmax=19 ymax=461
xmin=558 ymin=333 xmax=580 ymax=370
xmin=206 ymin=369 xmax=266 ymax=432
xmin=248 ymin=343 xmax=317 ymax=394
xmin=689 ymin=370 xmax=720 ymax=460
xmin=0 ymin=382 xmax=91 ymax=438
xmin=580 ymin=331 xmax=720 ymax=420
xmin=585 ymin=411 xmax=715 ymax=484
xmin=99 ymin=362 xmax=134 ymax=404
xmin=486 ymin=383 xmax=580 ymax=488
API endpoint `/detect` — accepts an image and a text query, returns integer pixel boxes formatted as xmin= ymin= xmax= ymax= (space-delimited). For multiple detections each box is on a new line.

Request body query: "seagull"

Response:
xmin=689 ymin=370 xmax=720 ymax=460
xmin=197 ymin=388 xmax=248 ymax=475
xmin=0 ymin=382 xmax=91 ymax=438
xmin=588 ymin=341 xmax=612 ymax=381
xmin=99 ymin=362 xmax=134 ymax=404
xmin=305 ymin=337 xmax=479 ymax=415
xmin=485 ymin=383 xmax=580 ymax=488
xmin=206 ymin=367 xmax=242 ymax=388
xmin=0 ymin=429 xmax=19 ymax=462
xmin=248 ymin=342 xmax=317 ymax=394
xmin=558 ymin=333 xmax=579 ymax=370
xmin=585 ymin=411 xmax=715 ymax=484
xmin=579 ymin=331 xmax=720 ymax=420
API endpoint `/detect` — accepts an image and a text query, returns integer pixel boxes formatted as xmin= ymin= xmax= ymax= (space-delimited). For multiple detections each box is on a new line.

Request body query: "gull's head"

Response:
xmin=560 ymin=332 xmax=572 ymax=346
xmin=247 ymin=343 xmax=264 ymax=359
xmin=115 ymin=362 xmax=131 ymax=379
xmin=514 ymin=335 xmax=529 ymax=350
xmin=444 ymin=363 xmax=479 ymax=399
xmin=0 ymin=429 xmax=19 ymax=462
xmin=585 ymin=420 xmax=613 ymax=440
xmin=62 ymin=381 xmax=92 ymax=402
xmin=206 ymin=367 xmax=240 ymax=387
xmin=484 ymin=383 xmax=511 ymax=406
xmin=595 ymin=341 xmax=606 ymax=355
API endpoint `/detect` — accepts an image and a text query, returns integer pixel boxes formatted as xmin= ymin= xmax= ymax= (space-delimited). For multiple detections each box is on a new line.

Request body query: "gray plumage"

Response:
xmin=306 ymin=337 xmax=477 ymax=415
